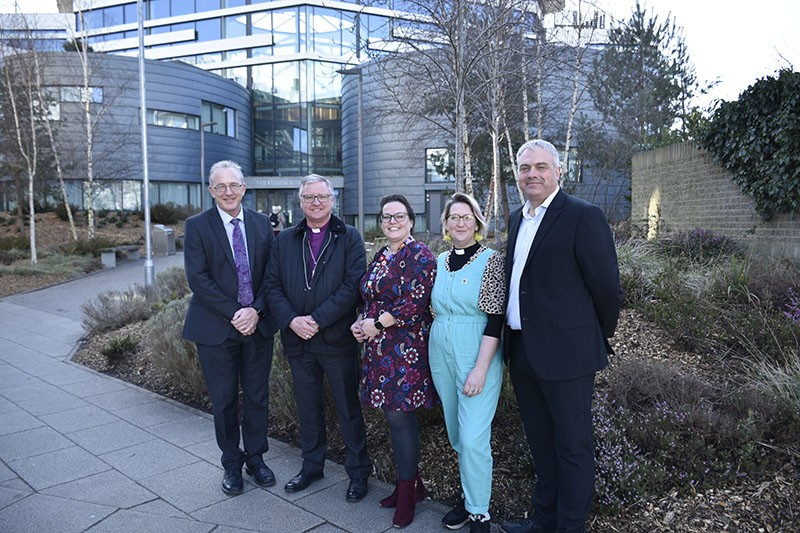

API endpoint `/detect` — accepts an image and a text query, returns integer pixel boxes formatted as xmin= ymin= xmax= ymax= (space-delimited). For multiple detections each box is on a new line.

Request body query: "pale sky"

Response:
xmin=606 ymin=1 xmax=800 ymax=108
xmin=4 ymin=0 xmax=799 ymax=109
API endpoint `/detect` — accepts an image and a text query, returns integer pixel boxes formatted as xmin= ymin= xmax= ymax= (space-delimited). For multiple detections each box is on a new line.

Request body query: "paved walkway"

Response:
xmin=0 ymin=253 xmax=455 ymax=533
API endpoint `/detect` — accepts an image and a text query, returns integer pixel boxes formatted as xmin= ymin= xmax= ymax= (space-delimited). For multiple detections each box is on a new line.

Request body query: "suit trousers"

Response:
xmin=508 ymin=330 xmax=595 ymax=533
xmin=197 ymin=330 xmax=273 ymax=471
xmin=287 ymin=352 xmax=372 ymax=479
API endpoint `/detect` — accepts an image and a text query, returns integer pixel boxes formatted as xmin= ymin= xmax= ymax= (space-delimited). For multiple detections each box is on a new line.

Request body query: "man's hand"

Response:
xmin=290 ymin=315 xmax=319 ymax=340
xmin=231 ymin=307 xmax=259 ymax=336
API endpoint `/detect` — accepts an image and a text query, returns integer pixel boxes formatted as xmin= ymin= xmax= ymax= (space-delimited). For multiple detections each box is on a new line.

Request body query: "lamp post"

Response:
xmin=137 ymin=0 xmax=154 ymax=289
xmin=199 ymin=121 xmax=216 ymax=210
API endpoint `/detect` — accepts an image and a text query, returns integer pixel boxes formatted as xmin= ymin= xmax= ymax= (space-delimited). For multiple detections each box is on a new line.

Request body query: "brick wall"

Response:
xmin=632 ymin=141 xmax=800 ymax=260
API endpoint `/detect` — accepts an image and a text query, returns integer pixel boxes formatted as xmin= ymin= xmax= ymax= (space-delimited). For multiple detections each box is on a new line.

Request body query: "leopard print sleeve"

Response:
xmin=478 ymin=250 xmax=505 ymax=315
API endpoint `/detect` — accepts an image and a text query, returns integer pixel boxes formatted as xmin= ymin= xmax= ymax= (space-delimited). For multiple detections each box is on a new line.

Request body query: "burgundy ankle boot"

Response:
xmin=379 ymin=472 xmax=425 ymax=508
xmin=392 ymin=477 xmax=420 ymax=528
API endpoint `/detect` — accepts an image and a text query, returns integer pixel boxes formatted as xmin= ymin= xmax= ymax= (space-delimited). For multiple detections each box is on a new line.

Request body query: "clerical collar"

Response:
xmin=311 ymin=227 xmax=321 ymax=233
xmin=453 ymin=241 xmax=480 ymax=256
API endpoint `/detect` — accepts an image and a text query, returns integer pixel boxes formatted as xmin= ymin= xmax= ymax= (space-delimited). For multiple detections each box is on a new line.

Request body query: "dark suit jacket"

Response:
xmin=182 ymin=206 xmax=277 ymax=346
xmin=504 ymin=190 xmax=622 ymax=381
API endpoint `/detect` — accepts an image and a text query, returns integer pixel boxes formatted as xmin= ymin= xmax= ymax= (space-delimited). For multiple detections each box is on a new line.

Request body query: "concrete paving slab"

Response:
xmin=36 ymin=366 xmax=97 ymax=387
xmin=0 ymin=377 xmax=56 ymax=400
xmin=0 ymin=492 xmax=115 ymax=533
xmin=58 ymin=373 xmax=129 ymax=397
xmin=0 ymin=478 xmax=30 ymax=492
xmin=41 ymin=470 xmax=157 ymax=509
xmin=65 ymin=419 xmax=156 ymax=455
xmin=14 ymin=360 xmax=75 ymax=377
xmin=85 ymin=508 xmax=216 ymax=533
xmin=0 ymin=461 xmax=16 ymax=482
xmin=83 ymin=386 xmax=160 ymax=412
xmin=138 ymin=460 xmax=236 ymax=513
xmin=129 ymin=497 xmax=193 ymax=519
xmin=145 ymin=412 xmax=214 ymax=448
xmin=305 ymin=525 xmax=350 ymax=533
xmin=100 ymin=438 xmax=200 ymax=481
xmin=14 ymin=391 xmax=90 ymax=417
xmin=0 ymin=395 xmax=18 ymax=415
xmin=113 ymin=398 xmax=190 ymax=428
xmin=190 ymin=486 xmax=325 ymax=532
xmin=9 ymin=445 xmax=112 ymax=491
xmin=0 ymin=426 xmax=74 ymax=462
xmin=0 ymin=409 xmax=45 ymax=436
xmin=40 ymin=404 xmax=120 ymax=433
xmin=0 ymin=485 xmax=30 ymax=511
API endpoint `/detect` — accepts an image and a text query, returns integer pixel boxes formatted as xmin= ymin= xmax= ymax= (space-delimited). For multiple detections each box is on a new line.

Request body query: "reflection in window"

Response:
xmin=426 ymin=148 xmax=454 ymax=182
xmin=60 ymin=86 xmax=104 ymax=103
xmin=561 ymin=147 xmax=582 ymax=183
xmin=273 ymin=8 xmax=299 ymax=55
xmin=196 ymin=18 xmax=221 ymax=41
xmin=147 ymin=109 xmax=200 ymax=129
xmin=202 ymin=101 xmax=236 ymax=138
xmin=226 ymin=14 xmax=248 ymax=38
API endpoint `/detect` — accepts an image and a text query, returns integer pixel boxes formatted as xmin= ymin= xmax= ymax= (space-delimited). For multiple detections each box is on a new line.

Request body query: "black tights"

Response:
xmin=384 ymin=410 xmax=420 ymax=481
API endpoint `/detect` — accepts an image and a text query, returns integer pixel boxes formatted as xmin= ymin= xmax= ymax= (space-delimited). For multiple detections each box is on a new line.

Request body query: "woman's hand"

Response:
xmin=350 ymin=316 xmax=367 ymax=342
xmin=463 ymin=366 xmax=487 ymax=397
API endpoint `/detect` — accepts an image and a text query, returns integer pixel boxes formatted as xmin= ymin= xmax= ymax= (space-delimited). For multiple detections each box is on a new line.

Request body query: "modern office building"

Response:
xmin=3 ymin=1 xmax=631 ymax=229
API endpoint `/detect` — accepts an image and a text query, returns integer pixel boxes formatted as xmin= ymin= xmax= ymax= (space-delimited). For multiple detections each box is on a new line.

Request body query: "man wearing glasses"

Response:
xmin=266 ymin=174 xmax=372 ymax=502
xmin=182 ymin=160 xmax=277 ymax=496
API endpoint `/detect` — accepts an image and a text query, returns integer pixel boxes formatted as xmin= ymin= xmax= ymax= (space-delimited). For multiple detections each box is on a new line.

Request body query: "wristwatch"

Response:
xmin=374 ymin=318 xmax=385 ymax=331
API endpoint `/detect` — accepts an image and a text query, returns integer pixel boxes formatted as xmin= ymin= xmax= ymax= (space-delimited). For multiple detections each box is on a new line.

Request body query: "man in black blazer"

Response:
xmin=501 ymin=140 xmax=622 ymax=533
xmin=182 ymin=160 xmax=277 ymax=496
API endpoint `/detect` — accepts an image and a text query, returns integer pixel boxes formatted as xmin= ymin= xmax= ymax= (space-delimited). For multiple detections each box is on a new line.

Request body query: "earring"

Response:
xmin=475 ymin=233 xmax=483 ymax=242
xmin=443 ymin=233 xmax=452 ymax=242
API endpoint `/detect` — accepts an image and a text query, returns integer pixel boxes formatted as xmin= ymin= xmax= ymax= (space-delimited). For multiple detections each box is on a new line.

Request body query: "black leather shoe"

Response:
xmin=221 ymin=468 xmax=243 ymax=496
xmin=284 ymin=470 xmax=324 ymax=493
xmin=245 ymin=463 xmax=276 ymax=488
xmin=345 ymin=478 xmax=368 ymax=502
xmin=500 ymin=517 xmax=556 ymax=533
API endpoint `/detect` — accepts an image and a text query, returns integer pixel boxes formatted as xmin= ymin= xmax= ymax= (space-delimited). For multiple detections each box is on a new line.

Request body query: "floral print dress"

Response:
xmin=359 ymin=238 xmax=438 ymax=411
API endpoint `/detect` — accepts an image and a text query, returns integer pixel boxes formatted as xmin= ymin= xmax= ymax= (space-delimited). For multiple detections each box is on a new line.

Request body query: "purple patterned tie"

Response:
xmin=230 ymin=218 xmax=253 ymax=307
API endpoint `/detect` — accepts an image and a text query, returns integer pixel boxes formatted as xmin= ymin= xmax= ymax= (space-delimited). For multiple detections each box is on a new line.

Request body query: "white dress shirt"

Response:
xmin=506 ymin=186 xmax=560 ymax=330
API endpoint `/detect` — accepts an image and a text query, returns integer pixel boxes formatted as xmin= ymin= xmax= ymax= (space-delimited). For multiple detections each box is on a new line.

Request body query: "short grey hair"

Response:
xmin=209 ymin=160 xmax=244 ymax=184
xmin=441 ymin=192 xmax=487 ymax=238
xmin=516 ymin=139 xmax=560 ymax=169
xmin=298 ymin=174 xmax=334 ymax=199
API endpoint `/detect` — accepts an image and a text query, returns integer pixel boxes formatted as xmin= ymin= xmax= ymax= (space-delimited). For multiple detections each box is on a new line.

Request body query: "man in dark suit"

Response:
xmin=265 ymin=174 xmax=372 ymax=503
xmin=182 ymin=160 xmax=277 ymax=496
xmin=501 ymin=140 xmax=622 ymax=533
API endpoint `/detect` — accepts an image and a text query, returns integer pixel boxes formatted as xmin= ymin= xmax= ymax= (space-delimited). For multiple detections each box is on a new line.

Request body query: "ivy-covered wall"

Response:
xmin=632 ymin=141 xmax=800 ymax=260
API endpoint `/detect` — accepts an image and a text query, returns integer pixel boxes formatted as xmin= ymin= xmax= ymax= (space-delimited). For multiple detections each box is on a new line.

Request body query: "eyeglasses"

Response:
xmin=381 ymin=212 xmax=408 ymax=223
xmin=301 ymin=194 xmax=333 ymax=204
xmin=211 ymin=183 xmax=244 ymax=193
xmin=447 ymin=214 xmax=475 ymax=224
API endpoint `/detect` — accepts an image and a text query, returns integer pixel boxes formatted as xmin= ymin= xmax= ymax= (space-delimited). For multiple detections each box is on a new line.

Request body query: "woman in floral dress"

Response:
xmin=351 ymin=194 xmax=437 ymax=529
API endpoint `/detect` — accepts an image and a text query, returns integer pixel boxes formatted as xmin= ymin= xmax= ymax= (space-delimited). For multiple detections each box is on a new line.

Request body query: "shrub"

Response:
xmin=652 ymin=228 xmax=743 ymax=264
xmin=149 ymin=202 xmax=195 ymax=225
xmin=60 ymin=238 xmax=120 ymax=257
xmin=101 ymin=334 xmax=139 ymax=362
xmin=785 ymin=288 xmax=800 ymax=325
xmin=0 ymin=235 xmax=29 ymax=251
xmin=593 ymin=392 xmax=652 ymax=512
xmin=81 ymin=287 xmax=152 ymax=334
xmin=143 ymin=295 xmax=207 ymax=401
xmin=53 ymin=203 xmax=78 ymax=222
xmin=153 ymin=266 xmax=190 ymax=303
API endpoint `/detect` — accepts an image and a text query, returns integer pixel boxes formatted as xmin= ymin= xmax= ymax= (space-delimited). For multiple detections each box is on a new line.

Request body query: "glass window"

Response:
xmin=311 ymin=7 xmax=340 ymax=56
xmin=91 ymin=181 xmax=124 ymax=211
xmin=171 ymin=0 xmax=195 ymax=17
xmin=149 ymin=0 xmax=170 ymax=19
xmin=122 ymin=180 xmax=142 ymax=211
xmin=103 ymin=6 xmax=124 ymax=26
xmin=202 ymin=101 xmax=236 ymax=137
xmin=171 ymin=22 xmax=194 ymax=33
xmin=196 ymin=0 xmax=220 ymax=12
xmin=426 ymin=148 xmax=454 ymax=182
xmin=272 ymin=8 xmax=299 ymax=55
xmin=60 ymin=86 xmax=103 ymax=103
xmin=147 ymin=109 xmax=200 ymax=129
xmin=124 ymin=3 xmax=138 ymax=24
xmin=273 ymin=62 xmax=301 ymax=104
xmin=196 ymin=18 xmax=221 ymax=41
xmin=225 ymin=14 xmax=247 ymax=38
xmin=341 ymin=11 xmax=357 ymax=56
xmin=561 ymin=148 xmax=582 ymax=183
xmin=224 ymin=0 xmax=246 ymax=7
xmin=158 ymin=182 xmax=192 ymax=206
xmin=312 ymin=61 xmax=340 ymax=102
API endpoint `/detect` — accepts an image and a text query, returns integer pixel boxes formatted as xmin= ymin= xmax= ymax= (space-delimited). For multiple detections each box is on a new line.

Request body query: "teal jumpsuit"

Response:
xmin=429 ymin=247 xmax=504 ymax=516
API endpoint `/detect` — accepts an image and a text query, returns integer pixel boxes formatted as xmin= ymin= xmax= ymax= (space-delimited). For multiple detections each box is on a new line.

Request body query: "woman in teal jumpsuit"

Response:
xmin=429 ymin=193 xmax=505 ymax=533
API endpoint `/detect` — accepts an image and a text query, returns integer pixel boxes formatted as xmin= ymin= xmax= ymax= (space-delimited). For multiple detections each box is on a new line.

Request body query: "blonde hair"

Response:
xmin=440 ymin=192 xmax=487 ymax=239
